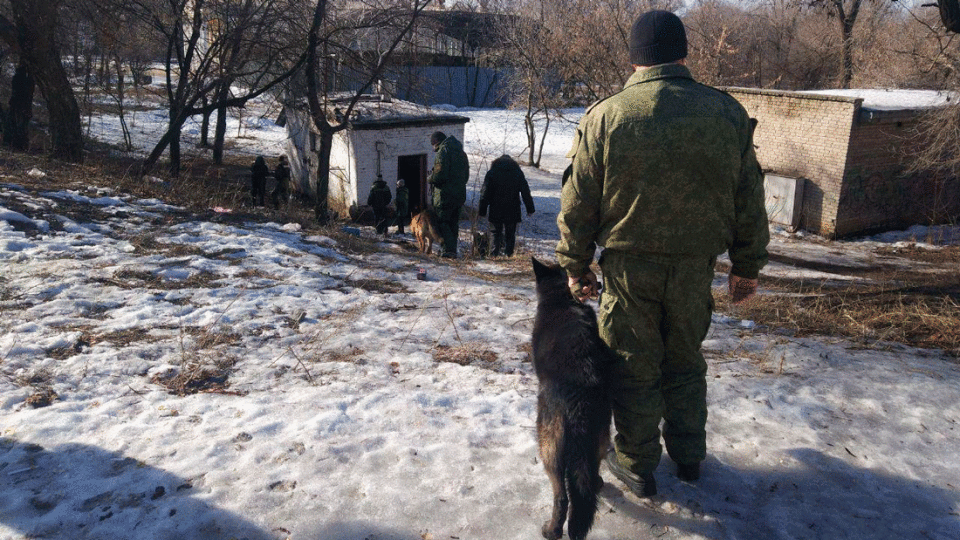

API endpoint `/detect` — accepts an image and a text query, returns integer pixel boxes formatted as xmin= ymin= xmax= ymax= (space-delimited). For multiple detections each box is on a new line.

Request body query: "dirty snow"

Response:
xmin=1 ymin=103 xmax=958 ymax=540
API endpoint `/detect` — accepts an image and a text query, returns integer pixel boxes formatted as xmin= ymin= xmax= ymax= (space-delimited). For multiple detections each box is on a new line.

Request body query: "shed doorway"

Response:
xmin=398 ymin=154 xmax=428 ymax=214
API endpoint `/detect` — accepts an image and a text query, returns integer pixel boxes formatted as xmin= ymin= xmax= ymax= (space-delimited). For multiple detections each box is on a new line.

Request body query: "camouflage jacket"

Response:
xmin=556 ymin=64 xmax=769 ymax=279
xmin=428 ymin=136 xmax=469 ymax=209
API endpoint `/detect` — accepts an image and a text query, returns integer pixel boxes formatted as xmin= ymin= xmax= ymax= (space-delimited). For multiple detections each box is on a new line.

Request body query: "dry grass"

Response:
xmin=92 ymin=328 xmax=167 ymax=346
xmin=317 ymin=346 xmax=365 ymax=363
xmin=875 ymin=244 xmax=960 ymax=265
xmin=184 ymin=326 xmax=243 ymax=349
xmin=14 ymin=368 xmax=53 ymax=388
xmin=340 ymin=277 xmax=408 ymax=295
xmin=433 ymin=344 xmax=498 ymax=366
xmin=151 ymin=356 xmax=240 ymax=396
xmin=93 ymin=268 xmax=223 ymax=291
xmin=13 ymin=369 xmax=59 ymax=408
xmin=127 ymin=234 xmax=205 ymax=257
xmin=719 ymin=277 xmax=960 ymax=357
xmin=24 ymin=387 xmax=59 ymax=408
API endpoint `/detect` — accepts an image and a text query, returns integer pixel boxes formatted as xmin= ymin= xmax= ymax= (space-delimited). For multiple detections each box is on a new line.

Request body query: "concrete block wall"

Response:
xmin=725 ymin=88 xmax=861 ymax=237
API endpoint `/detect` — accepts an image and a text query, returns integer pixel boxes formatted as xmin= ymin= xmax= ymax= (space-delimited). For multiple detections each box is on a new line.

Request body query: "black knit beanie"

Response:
xmin=629 ymin=10 xmax=687 ymax=66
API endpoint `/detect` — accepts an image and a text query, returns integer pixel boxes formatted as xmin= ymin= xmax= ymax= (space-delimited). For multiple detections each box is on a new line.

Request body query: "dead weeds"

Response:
xmin=340 ymin=277 xmax=408 ymax=295
xmin=719 ymin=275 xmax=960 ymax=357
xmin=93 ymin=268 xmax=223 ymax=291
xmin=433 ymin=344 xmax=498 ymax=366
xmin=151 ymin=356 xmax=239 ymax=396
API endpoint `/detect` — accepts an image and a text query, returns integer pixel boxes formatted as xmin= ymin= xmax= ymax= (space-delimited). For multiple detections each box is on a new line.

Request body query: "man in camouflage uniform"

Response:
xmin=556 ymin=10 xmax=769 ymax=497
xmin=428 ymin=131 xmax=470 ymax=258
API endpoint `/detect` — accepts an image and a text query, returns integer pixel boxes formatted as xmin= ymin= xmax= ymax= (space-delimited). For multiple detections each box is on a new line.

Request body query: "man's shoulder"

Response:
xmin=690 ymin=81 xmax=749 ymax=115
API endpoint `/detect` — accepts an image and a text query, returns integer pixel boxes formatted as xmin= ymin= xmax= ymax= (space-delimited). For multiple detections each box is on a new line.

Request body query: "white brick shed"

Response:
xmin=283 ymin=94 xmax=469 ymax=217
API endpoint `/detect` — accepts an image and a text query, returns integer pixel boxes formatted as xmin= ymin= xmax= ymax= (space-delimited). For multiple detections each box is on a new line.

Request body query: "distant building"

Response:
xmin=727 ymin=88 xmax=960 ymax=238
xmin=283 ymin=94 xmax=469 ymax=217
xmin=337 ymin=9 xmax=518 ymax=107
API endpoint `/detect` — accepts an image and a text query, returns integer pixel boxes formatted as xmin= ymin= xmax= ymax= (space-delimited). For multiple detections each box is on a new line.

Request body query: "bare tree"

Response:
xmin=685 ymin=0 xmax=766 ymax=87
xmin=66 ymin=0 xmax=151 ymax=151
xmin=895 ymin=3 xmax=960 ymax=193
xmin=493 ymin=1 xmax=564 ymax=167
xmin=806 ymin=0 xmax=896 ymax=88
xmin=111 ymin=0 xmax=306 ymax=177
xmin=1 ymin=0 xmax=85 ymax=161
xmin=302 ymin=0 xmax=432 ymax=224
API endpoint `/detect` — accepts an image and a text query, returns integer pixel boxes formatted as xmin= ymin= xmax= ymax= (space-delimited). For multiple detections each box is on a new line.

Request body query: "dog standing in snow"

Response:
xmin=531 ymin=258 xmax=615 ymax=540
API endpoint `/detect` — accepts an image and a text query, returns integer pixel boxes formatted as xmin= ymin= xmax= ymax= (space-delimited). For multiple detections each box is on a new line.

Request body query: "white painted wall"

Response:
xmin=283 ymin=107 xmax=466 ymax=215
xmin=341 ymin=123 xmax=465 ymax=212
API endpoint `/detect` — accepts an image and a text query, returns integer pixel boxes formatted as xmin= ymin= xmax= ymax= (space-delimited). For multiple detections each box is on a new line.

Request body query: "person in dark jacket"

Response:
xmin=271 ymin=155 xmax=291 ymax=209
xmin=367 ymin=174 xmax=392 ymax=234
xmin=478 ymin=155 xmax=535 ymax=257
xmin=393 ymin=178 xmax=410 ymax=235
xmin=250 ymin=155 xmax=268 ymax=207
xmin=428 ymin=131 xmax=470 ymax=258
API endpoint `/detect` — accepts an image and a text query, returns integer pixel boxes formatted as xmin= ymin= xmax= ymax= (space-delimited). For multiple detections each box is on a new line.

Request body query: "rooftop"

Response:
xmin=798 ymin=89 xmax=957 ymax=111
xmin=322 ymin=94 xmax=470 ymax=130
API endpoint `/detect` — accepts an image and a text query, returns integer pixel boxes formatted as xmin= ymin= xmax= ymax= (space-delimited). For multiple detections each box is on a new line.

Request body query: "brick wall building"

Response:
xmin=726 ymin=88 xmax=960 ymax=238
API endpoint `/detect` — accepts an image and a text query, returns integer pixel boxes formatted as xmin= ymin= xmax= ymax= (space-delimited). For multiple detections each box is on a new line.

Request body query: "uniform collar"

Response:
xmin=624 ymin=63 xmax=693 ymax=88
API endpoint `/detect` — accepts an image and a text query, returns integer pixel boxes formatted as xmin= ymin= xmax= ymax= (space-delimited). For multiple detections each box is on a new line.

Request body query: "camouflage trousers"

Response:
xmin=598 ymin=251 xmax=715 ymax=475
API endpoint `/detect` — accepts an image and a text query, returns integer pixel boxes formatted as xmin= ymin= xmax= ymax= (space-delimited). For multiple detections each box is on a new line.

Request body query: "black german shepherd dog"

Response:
xmin=531 ymin=258 xmax=616 ymax=540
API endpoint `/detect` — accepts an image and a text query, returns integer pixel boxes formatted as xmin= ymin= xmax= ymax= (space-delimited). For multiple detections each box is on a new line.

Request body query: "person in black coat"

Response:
xmin=271 ymin=155 xmax=291 ymax=209
xmin=367 ymin=174 xmax=392 ymax=234
xmin=250 ymin=155 xmax=268 ymax=207
xmin=478 ymin=155 xmax=535 ymax=257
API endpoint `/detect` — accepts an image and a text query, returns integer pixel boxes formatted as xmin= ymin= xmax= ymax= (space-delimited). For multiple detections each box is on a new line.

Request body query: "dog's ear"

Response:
xmin=532 ymin=257 xmax=547 ymax=280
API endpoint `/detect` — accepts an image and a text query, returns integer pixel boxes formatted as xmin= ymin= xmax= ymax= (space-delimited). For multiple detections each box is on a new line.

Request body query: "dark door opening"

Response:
xmin=398 ymin=154 xmax=428 ymax=214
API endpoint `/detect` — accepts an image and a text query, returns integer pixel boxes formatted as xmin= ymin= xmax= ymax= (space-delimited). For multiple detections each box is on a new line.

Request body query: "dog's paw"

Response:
xmin=541 ymin=521 xmax=562 ymax=540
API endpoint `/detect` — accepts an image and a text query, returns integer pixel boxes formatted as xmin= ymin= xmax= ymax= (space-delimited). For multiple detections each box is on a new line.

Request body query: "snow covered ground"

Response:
xmin=1 ymin=104 xmax=959 ymax=540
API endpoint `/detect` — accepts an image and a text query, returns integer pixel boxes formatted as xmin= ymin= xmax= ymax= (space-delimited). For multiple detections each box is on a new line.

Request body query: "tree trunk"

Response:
xmin=199 ymin=96 xmax=210 ymax=147
xmin=840 ymin=21 xmax=854 ymax=89
xmin=314 ymin=127 xmax=334 ymax=224
xmin=114 ymin=58 xmax=133 ymax=151
xmin=10 ymin=0 xmax=84 ymax=162
xmin=3 ymin=61 xmax=33 ymax=150
xmin=213 ymin=83 xmax=229 ymax=164
xmin=169 ymin=114 xmax=182 ymax=178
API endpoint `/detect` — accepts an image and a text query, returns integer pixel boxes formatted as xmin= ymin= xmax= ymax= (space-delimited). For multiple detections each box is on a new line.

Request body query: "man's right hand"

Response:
xmin=568 ymin=271 xmax=598 ymax=302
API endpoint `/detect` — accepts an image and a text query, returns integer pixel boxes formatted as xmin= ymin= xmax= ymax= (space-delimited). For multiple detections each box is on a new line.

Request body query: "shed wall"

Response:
xmin=728 ymin=88 xmax=960 ymax=237
xmin=727 ymin=89 xmax=859 ymax=237
xmin=838 ymin=118 xmax=960 ymax=236
xmin=282 ymin=108 xmax=466 ymax=217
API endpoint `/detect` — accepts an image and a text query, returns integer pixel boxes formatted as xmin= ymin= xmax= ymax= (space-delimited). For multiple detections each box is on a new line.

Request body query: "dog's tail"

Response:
xmin=564 ymin=424 xmax=600 ymax=540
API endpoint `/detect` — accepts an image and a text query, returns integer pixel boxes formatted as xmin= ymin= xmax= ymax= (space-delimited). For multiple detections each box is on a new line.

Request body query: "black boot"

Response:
xmin=676 ymin=462 xmax=701 ymax=482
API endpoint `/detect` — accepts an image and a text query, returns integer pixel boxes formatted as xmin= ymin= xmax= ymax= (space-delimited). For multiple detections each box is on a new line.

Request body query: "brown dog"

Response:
xmin=410 ymin=210 xmax=442 ymax=255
